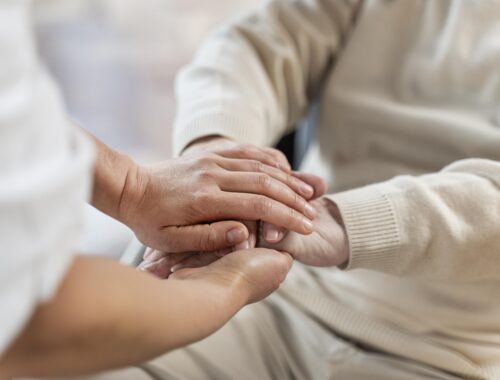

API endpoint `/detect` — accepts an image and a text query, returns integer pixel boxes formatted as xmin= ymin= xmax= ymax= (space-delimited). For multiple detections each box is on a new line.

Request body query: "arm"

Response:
xmin=174 ymin=0 xmax=361 ymax=155
xmin=0 ymin=249 xmax=291 ymax=378
xmin=330 ymin=158 xmax=500 ymax=282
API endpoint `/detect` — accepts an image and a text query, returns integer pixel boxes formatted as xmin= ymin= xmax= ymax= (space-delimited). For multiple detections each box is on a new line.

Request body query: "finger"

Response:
xmin=138 ymin=252 xmax=194 ymax=276
xmin=217 ymin=158 xmax=314 ymax=198
xmin=143 ymin=249 xmax=166 ymax=262
xmin=138 ymin=257 xmax=173 ymax=278
xmin=216 ymin=145 xmax=291 ymax=172
xmin=260 ymin=147 xmax=291 ymax=171
xmin=171 ymin=252 xmax=220 ymax=272
xmin=261 ymin=222 xmax=288 ymax=244
xmin=158 ymin=221 xmax=249 ymax=253
xmin=218 ymin=172 xmax=316 ymax=219
xmin=143 ymin=247 xmax=156 ymax=261
xmin=292 ymin=172 xmax=327 ymax=199
xmin=212 ymin=193 xmax=314 ymax=235
xmin=234 ymin=221 xmax=258 ymax=250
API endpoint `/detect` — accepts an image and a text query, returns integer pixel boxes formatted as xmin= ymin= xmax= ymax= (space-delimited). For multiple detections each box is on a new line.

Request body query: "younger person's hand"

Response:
xmin=138 ymin=172 xmax=327 ymax=278
xmin=120 ymin=152 xmax=318 ymax=253
xmin=170 ymin=248 xmax=293 ymax=305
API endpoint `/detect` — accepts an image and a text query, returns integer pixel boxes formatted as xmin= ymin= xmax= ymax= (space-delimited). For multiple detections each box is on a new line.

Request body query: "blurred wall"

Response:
xmin=35 ymin=0 xmax=256 ymax=162
xmin=33 ymin=0 xmax=257 ymax=256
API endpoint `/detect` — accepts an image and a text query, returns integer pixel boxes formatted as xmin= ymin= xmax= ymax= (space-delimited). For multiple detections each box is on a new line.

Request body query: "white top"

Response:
xmin=0 ymin=0 xmax=95 ymax=355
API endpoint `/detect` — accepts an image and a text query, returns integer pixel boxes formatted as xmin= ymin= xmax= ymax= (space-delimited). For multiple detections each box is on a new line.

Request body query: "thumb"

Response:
xmin=157 ymin=221 xmax=249 ymax=253
xmin=260 ymin=222 xmax=288 ymax=244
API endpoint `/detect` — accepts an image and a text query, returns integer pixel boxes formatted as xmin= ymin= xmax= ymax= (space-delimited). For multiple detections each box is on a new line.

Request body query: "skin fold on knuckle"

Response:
xmin=252 ymin=197 xmax=272 ymax=218
xmin=202 ymin=228 xmax=220 ymax=252
xmin=287 ymin=206 xmax=303 ymax=231
xmin=256 ymin=173 xmax=272 ymax=193
xmin=250 ymin=160 xmax=264 ymax=173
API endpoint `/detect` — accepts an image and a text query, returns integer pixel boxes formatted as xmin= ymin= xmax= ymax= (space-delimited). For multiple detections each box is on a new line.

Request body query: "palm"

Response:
xmin=260 ymin=198 xmax=348 ymax=267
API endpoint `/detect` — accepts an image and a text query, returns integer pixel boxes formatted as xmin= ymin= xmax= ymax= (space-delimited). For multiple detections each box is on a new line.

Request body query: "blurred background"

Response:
xmin=34 ymin=0 xmax=255 ymax=257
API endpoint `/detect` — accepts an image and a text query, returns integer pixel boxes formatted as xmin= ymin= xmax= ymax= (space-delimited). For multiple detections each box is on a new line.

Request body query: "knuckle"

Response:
xmin=286 ymin=204 xmax=298 ymax=223
xmin=196 ymin=155 xmax=217 ymax=168
xmin=193 ymin=189 xmax=213 ymax=205
xmin=204 ymin=228 xmax=220 ymax=251
xmin=197 ymin=168 xmax=215 ymax=182
xmin=253 ymin=197 xmax=272 ymax=216
xmin=256 ymin=173 xmax=272 ymax=191
xmin=251 ymin=160 xmax=264 ymax=173
xmin=293 ymin=191 xmax=302 ymax=208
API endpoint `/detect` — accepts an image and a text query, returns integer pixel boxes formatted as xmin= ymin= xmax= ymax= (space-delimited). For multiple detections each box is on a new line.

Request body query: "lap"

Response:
xmin=62 ymin=265 xmax=462 ymax=380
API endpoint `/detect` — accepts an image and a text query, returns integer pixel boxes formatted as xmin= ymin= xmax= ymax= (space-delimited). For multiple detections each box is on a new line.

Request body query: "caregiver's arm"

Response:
xmin=174 ymin=0 xmax=361 ymax=155
xmin=0 ymin=249 xmax=291 ymax=378
xmin=83 ymin=128 xmax=317 ymax=254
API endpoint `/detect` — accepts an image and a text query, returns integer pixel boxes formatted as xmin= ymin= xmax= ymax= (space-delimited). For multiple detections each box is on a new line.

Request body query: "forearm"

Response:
xmin=0 ymin=257 xmax=243 ymax=378
xmin=174 ymin=0 xmax=360 ymax=155
xmin=331 ymin=158 xmax=500 ymax=281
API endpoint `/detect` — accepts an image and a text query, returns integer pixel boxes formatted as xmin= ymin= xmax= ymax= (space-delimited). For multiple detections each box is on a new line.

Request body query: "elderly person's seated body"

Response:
xmin=78 ymin=1 xmax=500 ymax=379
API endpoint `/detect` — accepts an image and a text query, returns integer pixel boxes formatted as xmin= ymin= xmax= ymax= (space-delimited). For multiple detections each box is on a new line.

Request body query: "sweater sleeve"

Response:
xmin=173 ymin=0 xmax=361 ymax=156
xmin=328 ymin=159 xmax=500 ymax=282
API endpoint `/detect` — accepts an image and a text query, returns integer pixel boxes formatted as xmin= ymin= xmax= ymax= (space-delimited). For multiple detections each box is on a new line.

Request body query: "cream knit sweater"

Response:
xmin=173 ymin=0 xmax=500 ymax=378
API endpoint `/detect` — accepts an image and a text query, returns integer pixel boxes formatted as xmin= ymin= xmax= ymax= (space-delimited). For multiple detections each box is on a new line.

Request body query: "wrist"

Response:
xmin=115 ymin=161 xmax=150 ymax=228
xmin=90 ymin=134 xmax=141 ymax=223
xmin=182 ymin=135 xmax=233 ymax=156
xmin=322 ymin=197 xmax=349 ymax=267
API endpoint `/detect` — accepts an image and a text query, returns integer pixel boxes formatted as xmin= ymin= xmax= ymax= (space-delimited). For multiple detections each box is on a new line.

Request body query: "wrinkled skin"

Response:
xmin=139 ymin=196 xmax=348 ymax=277
xmin=121 ymin=141 xmax=321 ymax=253
xmin=138 ymin=137 xmax=347 ymax=277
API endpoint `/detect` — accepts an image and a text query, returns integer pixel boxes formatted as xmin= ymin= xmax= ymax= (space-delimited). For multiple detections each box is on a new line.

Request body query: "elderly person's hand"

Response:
xmin=259 ymin=197 xmax=348 ymax=267
xmin=140 ymin=197 xmax=347 ymax=277
xmin=138 ymin=137 xmax=328 ymax=276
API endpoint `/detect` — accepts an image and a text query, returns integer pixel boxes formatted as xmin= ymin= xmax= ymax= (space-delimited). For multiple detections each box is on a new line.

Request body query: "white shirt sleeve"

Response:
xmin=0 ymin=0 xmax=95 ymax=355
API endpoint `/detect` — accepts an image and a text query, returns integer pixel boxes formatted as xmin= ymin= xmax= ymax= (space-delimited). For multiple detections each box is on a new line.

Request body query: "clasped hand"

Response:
xmin=137 ymin=138 xmax=349 ymax=305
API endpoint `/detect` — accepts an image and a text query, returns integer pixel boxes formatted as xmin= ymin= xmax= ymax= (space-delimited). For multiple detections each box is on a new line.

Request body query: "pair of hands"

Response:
xmin=131 ymin=137 xmax=349 ymax=305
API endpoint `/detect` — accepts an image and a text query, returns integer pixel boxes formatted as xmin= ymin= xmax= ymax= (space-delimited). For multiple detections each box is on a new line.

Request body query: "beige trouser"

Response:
xmin=63 ymin=265 xmax=463 ymax=380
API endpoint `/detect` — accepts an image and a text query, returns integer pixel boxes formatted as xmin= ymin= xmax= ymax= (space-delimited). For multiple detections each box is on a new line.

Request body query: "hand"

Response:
xmin=182 ymin=136 xmax=292 ymax=172
xmin=260 ymin=197 xmax=349 ymax=267
xmin=170 ymin=248 xmax=293 ymax=305
xmin=119 ymin=152 xmax=318 ymax=253
xmin=138 ymin=171 xmax=327 ymax=278
xmin=182 ymin=136 xmax=326 ymax=251
xmin=139 ymin=197 xmax=346 ymax=277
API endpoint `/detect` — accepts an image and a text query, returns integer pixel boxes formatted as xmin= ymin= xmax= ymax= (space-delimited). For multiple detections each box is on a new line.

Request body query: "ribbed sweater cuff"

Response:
xmin=173 ymin=111 xmax=266 ymax=157
xmin=328 ymin=187 xmax=401 ymax=273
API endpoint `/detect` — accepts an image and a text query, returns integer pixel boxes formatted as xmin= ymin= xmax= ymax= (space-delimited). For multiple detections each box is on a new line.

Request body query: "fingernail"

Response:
xmin=138 ymin=261 xmax=156 ymax=271
xmin=300 ymin=183 xmax=314 ymax=197
xmin=234 ymin=240 xmax=250 ymax=250
xmin=303 ymin=218 xmax=314 ymax=232
xmin=171 ymin=264 xmax=185 ymax=272
xmin=143 ymin=249 xmax=153 ymax=260
xmin=265 ymin=226 xmax=282 ymax=243
xmin=227 ymin=228 xmax=247 ymax=244
xmin=305 ymin=203 xmax=317 ymax=219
